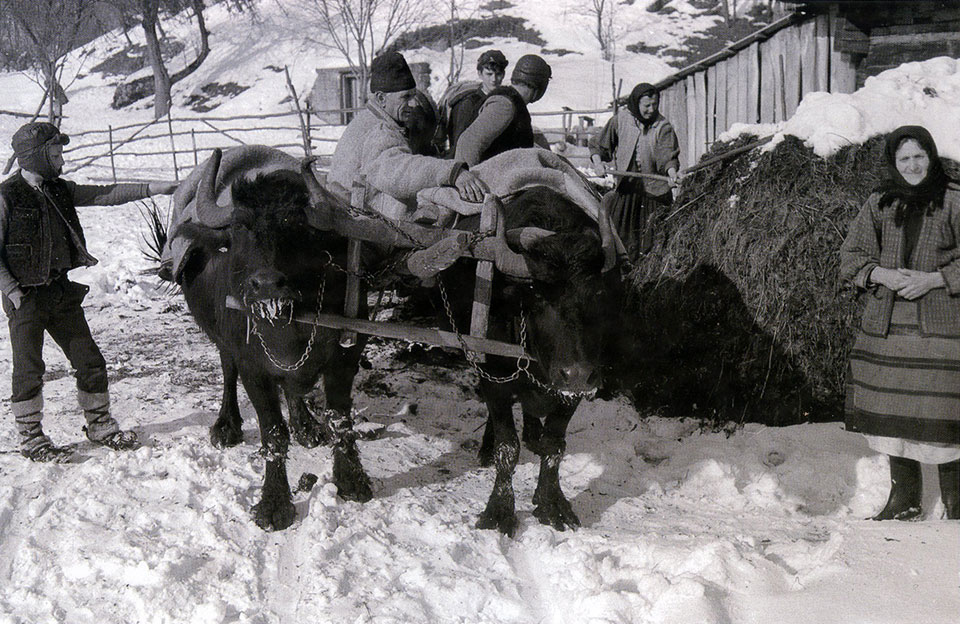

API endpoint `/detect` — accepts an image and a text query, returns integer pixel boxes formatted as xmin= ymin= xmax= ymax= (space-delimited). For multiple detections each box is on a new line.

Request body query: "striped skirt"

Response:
xmin=845 ymin=300 xmax=960 ymax=445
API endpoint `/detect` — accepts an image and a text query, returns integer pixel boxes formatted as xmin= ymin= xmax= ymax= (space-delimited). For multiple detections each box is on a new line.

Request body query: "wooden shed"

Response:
xmin=655 ymin=0 xmax=960 ymax=169
xmin=308 ymin=62 xmax=432 ymax=125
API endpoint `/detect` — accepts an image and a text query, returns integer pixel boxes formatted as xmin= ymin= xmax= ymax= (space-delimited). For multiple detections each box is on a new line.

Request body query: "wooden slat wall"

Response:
xmin=658 ymin=12 xmax=858 ymax=168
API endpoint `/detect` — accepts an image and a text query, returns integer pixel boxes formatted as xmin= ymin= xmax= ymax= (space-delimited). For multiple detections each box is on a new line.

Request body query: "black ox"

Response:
xmin=168 ymin=147 xmax=619 ymax=535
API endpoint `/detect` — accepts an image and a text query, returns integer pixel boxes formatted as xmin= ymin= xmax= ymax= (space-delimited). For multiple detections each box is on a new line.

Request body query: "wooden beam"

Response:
xmin=469 ymin=197 xmax=497 ymax=363
xmin=226 ymin=297 xmax=535 ymax=361
xmin=340 ymin=181 xmax=366 ymax=348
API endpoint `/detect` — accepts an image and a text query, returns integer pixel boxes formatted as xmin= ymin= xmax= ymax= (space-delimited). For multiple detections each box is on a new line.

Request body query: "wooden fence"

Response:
xmin=657 ymin=10 xmax=859 ymax=169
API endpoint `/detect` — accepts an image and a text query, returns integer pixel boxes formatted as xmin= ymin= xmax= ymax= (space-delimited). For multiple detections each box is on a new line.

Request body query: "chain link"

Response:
xmin=249 ymin=274 xmax=326 ymax=372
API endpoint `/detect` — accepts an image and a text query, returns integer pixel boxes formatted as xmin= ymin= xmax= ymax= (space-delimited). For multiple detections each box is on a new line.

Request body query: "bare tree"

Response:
xmin=106 ymin=0 xmax=254 ymax=118
xmin=0 ymin=0 xmax=101 ymax=123
xmin=297 ymin=0 xmax=430 ymax=104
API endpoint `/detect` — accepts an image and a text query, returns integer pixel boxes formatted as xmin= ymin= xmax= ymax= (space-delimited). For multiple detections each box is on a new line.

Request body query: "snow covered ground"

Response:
xmin=0 ymin=0 xmax=958 ymax=622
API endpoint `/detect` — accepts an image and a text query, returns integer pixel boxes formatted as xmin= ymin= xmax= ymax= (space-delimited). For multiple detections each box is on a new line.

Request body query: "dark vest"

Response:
xmin=446 ymin=88 xmax=486 ymax=155
xmin=481 ymin=86 xmax=534 ymax=162
xmin=0 ymin=173 xmax=97 ymax=287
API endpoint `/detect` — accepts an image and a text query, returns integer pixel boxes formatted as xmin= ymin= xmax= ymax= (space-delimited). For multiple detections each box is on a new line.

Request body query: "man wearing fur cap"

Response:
xmin=329 ymin=51 xmax=488 ymax=220
xmin=0 ymin=122 xmax=177 ymax=462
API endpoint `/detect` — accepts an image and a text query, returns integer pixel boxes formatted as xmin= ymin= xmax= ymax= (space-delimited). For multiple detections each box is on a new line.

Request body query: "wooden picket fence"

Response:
xmin=657 ymin=10 xmax=859 ymax=170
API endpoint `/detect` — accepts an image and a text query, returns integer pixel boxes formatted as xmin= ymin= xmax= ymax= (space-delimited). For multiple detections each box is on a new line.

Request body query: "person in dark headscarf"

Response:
xmin=841 ymin=125 xmax=960 ymax=521
xmin=588 ymin=82 xmax=680 ymax=260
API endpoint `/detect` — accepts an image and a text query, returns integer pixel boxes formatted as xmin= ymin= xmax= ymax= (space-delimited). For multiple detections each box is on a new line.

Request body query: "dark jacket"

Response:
xmin=840 ymin=187 xmax=960 ymax=337
xmin=446 ymin=87 xmax=486 ymax=155
xmin=454 ymin=86 xmax=534 ymax=166
xmin=0 ymin=172 xmax=151 ymax=294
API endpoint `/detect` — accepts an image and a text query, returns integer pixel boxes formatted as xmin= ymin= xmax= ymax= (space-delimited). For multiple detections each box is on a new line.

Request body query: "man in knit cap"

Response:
xmin=0 ymin=121 xmax=177 ymax=462
xmin=329 ymin=51 xmax=488 ymax=220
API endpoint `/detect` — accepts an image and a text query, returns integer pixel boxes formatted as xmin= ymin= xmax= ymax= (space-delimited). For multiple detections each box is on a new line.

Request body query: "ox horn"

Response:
xmin=300 ymin=156 xmax=334 ymax=229
xmin=195 ymin=148 xmax=222 ymax=217
xmin=487 ymin=195 xmax=548 ymax=279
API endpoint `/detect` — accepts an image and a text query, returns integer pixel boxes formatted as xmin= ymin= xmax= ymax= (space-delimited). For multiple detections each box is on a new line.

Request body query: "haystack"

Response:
xmin=612 ymin=133 xmax=925 ymax=426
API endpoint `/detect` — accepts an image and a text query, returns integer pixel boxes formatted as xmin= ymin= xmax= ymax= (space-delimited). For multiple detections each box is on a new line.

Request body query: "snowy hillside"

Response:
xmin=0 ymin=1 xmax=958 ymax=623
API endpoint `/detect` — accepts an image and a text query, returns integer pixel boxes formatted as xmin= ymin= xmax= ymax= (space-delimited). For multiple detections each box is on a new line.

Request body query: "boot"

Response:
xmin=79 ymin=390 xmax=140 ymax=451
xmin=939 ymin=460 xmax=959 ymax=520
xmin=12 ymin=394 xmax=72 ymax=463
xmin=872 ymin=455 xmax=922 ymax=521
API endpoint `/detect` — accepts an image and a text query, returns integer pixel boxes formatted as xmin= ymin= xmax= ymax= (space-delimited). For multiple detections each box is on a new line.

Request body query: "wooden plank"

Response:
xmin=799 ymin=17 xmax=817 ymax=100
xmin=226 ymin=297 xmax=535 ymax=361
xmin=759 ymin=37 xmax=776 ymax=123
xmin=685 ymin=75 xmax=698 ymax=167
xmin=340 ymin=181 xmax=366 ymax=348
xmin=746 ymin=41 xmax=761 ymax=124
xmin=829 ymin=13 xmax=858 ymax=93
xmin=694 ymin=71 xmax=707 ymax=164
xmin=667 ymin=82 xmax=689 ymax=170
xmin=715 ymin=59 xmax=728 ymax=139
xmin=469 ymin=199 xmax=497 ymax=363
xmin=725 ymin=54 xmax=740 ymax=127
xmin=783 ymin=26 xmax=802 ymax=118
xmin=770 ymin=33 xmax=786 ymax=122
xmin=815 ymin=14 xmax=831 ymax=92
xmin=706 ymin=64 xmax=718 ymax=146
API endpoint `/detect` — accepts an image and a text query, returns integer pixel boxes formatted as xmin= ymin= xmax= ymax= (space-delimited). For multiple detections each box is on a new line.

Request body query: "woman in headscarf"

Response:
xmin=589 ymin=82 xmax=680 ymax=260
xmin=841 ymin=125 xmax=960 ymax=521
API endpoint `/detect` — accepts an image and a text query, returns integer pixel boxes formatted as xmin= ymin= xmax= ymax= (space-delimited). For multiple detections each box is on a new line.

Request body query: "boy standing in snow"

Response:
xmin=0 ymin=122 xmax=177 ymax=462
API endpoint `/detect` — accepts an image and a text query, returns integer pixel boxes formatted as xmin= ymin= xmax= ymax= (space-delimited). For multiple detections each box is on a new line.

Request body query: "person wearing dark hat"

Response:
xmin=589 ymin=82 xmax=680 ymax=260
xmin=0 ymin=121 xmax=177 ymax=462
xmin=441 ymin=49 xmax=509 ymax=155
xmin=329 ymin=51 xmax=488 ymax=220
xmin=453 ymin=53 xmax=552 ymax=167
xmin=841 ymin=125 xmax=960 ymax=521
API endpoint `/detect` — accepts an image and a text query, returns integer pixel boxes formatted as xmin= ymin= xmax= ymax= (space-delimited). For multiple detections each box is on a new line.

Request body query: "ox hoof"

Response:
xmin=252 ymin=496 xmax=296 ymax=531
xmin=292 ymin=419 xmax=328 ymax=449
xmin=532 ymin=492 xmax=581 ymax=531
xmin=210 ymin=420 xmax=243 ymax=449
xmin=476 ymin=503 xmax=519 ymax=538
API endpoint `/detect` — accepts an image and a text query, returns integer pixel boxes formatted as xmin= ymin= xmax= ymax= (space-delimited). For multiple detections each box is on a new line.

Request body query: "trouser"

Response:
xmin=2 ymin=276 xmax=118 ymax=447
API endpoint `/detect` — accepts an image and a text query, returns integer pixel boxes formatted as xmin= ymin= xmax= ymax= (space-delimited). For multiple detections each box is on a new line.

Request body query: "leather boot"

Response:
xmin=939 ymin=460 xmax=959 ymax=520
xmin=872 ymin=455 xmax=922 ymax=521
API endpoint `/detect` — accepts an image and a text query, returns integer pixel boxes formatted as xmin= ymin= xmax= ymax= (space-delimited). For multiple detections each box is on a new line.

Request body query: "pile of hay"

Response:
xmin=612 ymin=134 xmax=903 ymax=425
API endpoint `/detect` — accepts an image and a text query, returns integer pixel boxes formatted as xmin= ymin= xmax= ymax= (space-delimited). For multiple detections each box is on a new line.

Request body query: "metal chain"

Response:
xmin=249 ymin=274 xmax=326 ymax=372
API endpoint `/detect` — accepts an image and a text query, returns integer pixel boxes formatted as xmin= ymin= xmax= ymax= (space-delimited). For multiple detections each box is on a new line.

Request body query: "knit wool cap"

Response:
xmin=370 ymin=52 xmax=417 ymax=93
xmin=477 ymin=49 xmax=508 ymax=71
xmin=11 ymin=122 xmax=70 ymax=180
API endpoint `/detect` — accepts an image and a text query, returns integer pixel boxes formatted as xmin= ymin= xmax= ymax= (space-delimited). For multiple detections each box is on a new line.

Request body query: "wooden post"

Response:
xmin=284 ymin=65 xmax=313 ymax=158
xmin=191 ymin=128 xmax=198 ymax=166
xmin=469 ymin=199 xmax=497 ymax=363
xmin=108 ymin=125 xmax=117 ymax=183
xmin=340 ymin=179 xmax=365 ymax=348
xmin=166 ymin=112 xmax=179 ymax=181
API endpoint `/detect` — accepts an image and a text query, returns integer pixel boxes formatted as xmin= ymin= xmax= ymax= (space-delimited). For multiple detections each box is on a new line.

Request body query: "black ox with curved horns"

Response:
xmin=170 ymin=147 xmax=375 ymax=530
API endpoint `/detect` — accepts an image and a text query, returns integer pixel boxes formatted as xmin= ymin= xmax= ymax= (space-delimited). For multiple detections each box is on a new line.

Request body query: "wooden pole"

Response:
xmin=469 ymin=199 xmax=497 ymax=363
xmin=108 ymin=125 xmax=117 ymax=183
xmin=226 ymin=297 xmax=534 ymax=361
xmin=166 ymin=113 xmax=179 ymax=181
xmin=191 ymin=128 xmax=198 ymax=166
xmin=284 ymin=65 xmax=313 ymax=158
xmin=341 ymin=179 xmax=366 ymax=348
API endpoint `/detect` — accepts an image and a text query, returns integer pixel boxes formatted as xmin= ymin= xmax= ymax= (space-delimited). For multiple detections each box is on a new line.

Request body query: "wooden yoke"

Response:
xmin=340 ymin=178 xmax=365 ymax=348
xmin=468 ymin=197 xmax=497 ymax=363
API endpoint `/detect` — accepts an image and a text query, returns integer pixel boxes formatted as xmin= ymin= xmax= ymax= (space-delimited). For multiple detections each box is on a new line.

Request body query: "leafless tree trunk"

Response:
xmin=139 ymin=0 xmax=172 ymax=118
xmin=299 ymin=0 xmax=428 ymax=104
